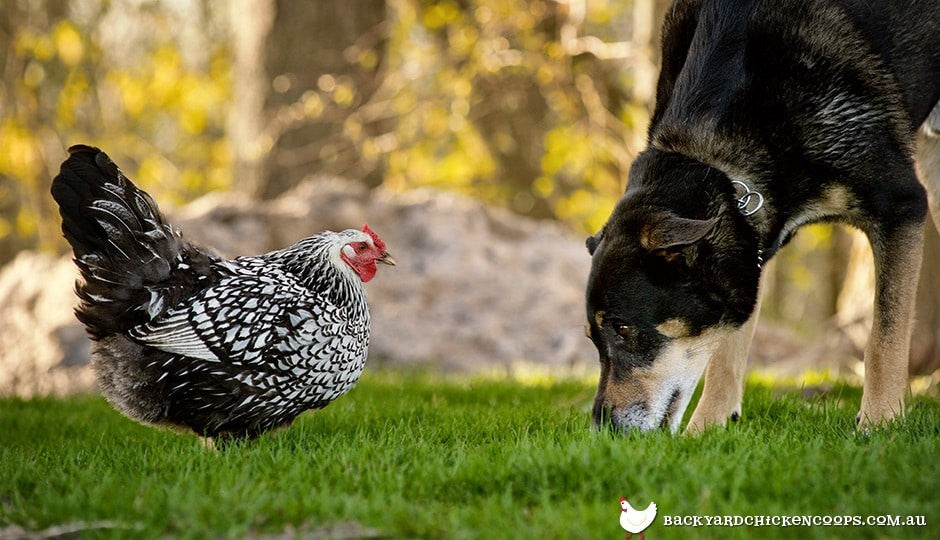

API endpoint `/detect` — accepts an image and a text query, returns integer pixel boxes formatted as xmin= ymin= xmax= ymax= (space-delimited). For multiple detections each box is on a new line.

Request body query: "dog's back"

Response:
xmin=839 ymin=0 xmax=940 ymax=123
xmin=649 ymin=0 xmax=937 ymax=249
xmin=653 ymin=0 xmax=938 ymax=137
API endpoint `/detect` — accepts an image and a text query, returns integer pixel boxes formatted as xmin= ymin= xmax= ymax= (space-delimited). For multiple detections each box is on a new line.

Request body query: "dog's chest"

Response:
xmin=769 ymin=184 xmax=858 ymax=253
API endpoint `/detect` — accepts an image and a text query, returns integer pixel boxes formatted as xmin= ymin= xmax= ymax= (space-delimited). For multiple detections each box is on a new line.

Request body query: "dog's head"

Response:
xmin=585 ymin=151 xmax=761 ymax=433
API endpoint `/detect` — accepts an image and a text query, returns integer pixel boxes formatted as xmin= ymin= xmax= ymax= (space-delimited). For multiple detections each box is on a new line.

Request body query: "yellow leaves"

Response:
xmin=103 ymin=42 xmax=230 ymax=138
xmin=180 ymin=169 xmax=203 ymax=192
xmin=108 ymin=72 xmax=146 ymax=117
xmin=23 ymin=62 xmax=45 ymax=88
xmin=179 ymin=94 xmax=209 ymax=135
xmin=541 ymin=126 xmax=595 ymax=178
xmin=424 ymin=106 xmax=449 ymax=138
xmin=15 ymin=31 xmax=55 ymax=61
xmin=302 ymin=92 xmax=324 ymax=118
xmin=535 ymin=64 xmax=554 ymax=85
xmin=53 ymin=21 xmax=84 ymax=66
xmin=332 ymin=82 xmax=356 ymax=108
xmin=537 ymin=125 xmax=621 ymax=232
xmin=153 ymin=46 xmax=182 ymax=96
xmin=3 ymin=14 xmax=233 ymax=261
xmin=533 ymin=176 xmax=554 ymax=198
xmin=344 ymin=117 xmax=363 ymax=139
xmin=0 ymin=120 xmax=40 ymax=183
xmin=317 ymin=74 xmax=356 ymax=108
xmin=452 ymin=78 xmax=472 ymax=99
xmin=378 ymin=0 xmax=632 ymax=233
xmin=473 ymin=5 xmax=493 ymax=25
xmin=55 ymin=70 xmax=89 ymax=128
xmin=137 ymin=155 xmax=167 ymax=190
xmin=620 ymin=102 xmax=649 ymax=131
xmin=385 ymin=106 xmax=496 ymax=197
xmin=448 ymin=25 xmax=479 ymax=56
xmin=15 ymin=209 xmax=38 ymax=238
xmin=358 ymin=49 xmax=378 ymax=69
xmin=543 ymin=41 xmax=564 ymax=60
xmin=423 ymin=1 xmax=461 ymax=29
xmin=586 ymin=0 xmax=615 ymax=25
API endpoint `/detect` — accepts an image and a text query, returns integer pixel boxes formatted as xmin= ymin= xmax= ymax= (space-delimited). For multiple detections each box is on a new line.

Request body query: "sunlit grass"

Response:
xmin=1 ymin=371 xmax=937 ymax=539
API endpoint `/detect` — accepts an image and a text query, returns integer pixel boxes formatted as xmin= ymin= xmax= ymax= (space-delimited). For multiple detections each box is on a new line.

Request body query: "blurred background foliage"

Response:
xmin=0 ymin=0 xmax=937 ymax=371
xmin=1 ymin=0 xmax=654 ymax=261
xmin=1 ymin=0 xmax=231 ymax=258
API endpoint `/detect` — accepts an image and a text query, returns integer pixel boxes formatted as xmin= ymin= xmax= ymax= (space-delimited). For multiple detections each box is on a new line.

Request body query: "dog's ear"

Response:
xmin=586 ymin=229 xmax=604 ymax=255
xmin=640 ymin=213 xmax=720 ymax=258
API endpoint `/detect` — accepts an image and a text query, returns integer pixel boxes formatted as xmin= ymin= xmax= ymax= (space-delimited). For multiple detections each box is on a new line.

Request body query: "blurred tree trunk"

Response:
xmin=835 ymin=221 xmax=940 ymax=376
xmin=910 ymin=219 xmax=940 ymax=375
xmin=229 ymin=0 xmax=274 ymax=197
xmin=760 ymin=226 xmax=845 ymax=335
xmin=229 ymin=0 xmax=386 ymax=198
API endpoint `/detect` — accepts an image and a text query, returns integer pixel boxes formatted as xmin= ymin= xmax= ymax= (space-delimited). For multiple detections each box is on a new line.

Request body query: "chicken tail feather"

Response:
xmin=51 ymin=145 xmax=196 ymax=338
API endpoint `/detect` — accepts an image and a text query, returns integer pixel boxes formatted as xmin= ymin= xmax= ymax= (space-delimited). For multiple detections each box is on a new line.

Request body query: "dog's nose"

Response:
xmin=609 ymin=402 xmax=656 ymax=432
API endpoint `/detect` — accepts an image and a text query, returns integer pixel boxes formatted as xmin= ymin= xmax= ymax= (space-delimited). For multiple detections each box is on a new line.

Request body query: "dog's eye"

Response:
xmin=616 ymin=325 xmax=632 ymax=338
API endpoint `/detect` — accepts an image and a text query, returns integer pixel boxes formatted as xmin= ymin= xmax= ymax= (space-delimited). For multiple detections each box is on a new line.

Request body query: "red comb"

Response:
xmin=362 ymin=224 xmax=386 ymax=251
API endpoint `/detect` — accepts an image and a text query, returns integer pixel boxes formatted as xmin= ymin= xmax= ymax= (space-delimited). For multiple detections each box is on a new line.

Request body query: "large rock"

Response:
xmin=0 ymin=252 xmax=94 ymax=396
xmin=0 ymin=179 xmax=597 ymax=396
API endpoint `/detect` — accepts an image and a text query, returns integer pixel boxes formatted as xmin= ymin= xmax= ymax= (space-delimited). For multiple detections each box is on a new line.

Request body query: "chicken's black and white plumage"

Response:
xmin=51 ymin=145 xmax=394 ymax=440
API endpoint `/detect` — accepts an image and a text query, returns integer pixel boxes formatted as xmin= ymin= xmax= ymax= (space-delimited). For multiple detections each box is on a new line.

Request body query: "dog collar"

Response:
xmin=732 ymin=180 xmax=763 ymax=216
xmin=731 ymin=180 xmax=767 ymax=268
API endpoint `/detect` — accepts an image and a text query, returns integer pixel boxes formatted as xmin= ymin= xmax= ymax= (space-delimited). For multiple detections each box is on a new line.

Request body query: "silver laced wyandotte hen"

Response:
xmin=51 ymin=145 xmax=395 ymax=442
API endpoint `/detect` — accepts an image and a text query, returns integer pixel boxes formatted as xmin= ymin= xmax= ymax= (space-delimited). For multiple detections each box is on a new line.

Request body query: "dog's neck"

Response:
xmin=639 ymin=144 xmax=793 ymax=266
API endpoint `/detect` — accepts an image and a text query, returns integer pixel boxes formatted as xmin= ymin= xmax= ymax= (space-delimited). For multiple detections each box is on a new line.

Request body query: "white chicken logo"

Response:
xmin=619 ymin=496 xmax=657 ymax=539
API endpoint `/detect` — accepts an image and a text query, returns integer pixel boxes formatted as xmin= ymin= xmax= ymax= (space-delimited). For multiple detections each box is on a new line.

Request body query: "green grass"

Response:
xmin=1 ymin=372 xmax=938 ymax=539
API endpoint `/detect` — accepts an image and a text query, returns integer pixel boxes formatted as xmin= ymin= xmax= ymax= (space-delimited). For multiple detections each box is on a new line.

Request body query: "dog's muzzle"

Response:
xmin=594 ymin=389 xmax=684 ymax=433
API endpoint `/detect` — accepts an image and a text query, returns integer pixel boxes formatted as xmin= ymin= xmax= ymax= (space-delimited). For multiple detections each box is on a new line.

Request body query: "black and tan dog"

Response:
xmin=585 ymin=0 xmax=939 ymax=433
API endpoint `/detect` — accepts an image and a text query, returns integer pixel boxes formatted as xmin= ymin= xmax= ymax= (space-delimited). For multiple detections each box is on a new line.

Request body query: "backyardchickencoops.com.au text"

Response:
xmin=662 ymin=514 xmax=926 ymax=528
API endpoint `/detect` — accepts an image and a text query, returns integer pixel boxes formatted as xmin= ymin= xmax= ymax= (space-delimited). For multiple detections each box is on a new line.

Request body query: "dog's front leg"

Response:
xmin=685 ymin=271 xmax=766 ymax=434
xmin=858 ymin=220 xmax=924 ymax=428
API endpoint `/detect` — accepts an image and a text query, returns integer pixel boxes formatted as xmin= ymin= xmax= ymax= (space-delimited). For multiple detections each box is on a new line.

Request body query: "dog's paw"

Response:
xmin=684 ymin=399 xmax=742 ymax=434
xmin=684 ymin=410 xmax=740 ymax=435
xmin=855 ymin=405 xmax=903 ymax=431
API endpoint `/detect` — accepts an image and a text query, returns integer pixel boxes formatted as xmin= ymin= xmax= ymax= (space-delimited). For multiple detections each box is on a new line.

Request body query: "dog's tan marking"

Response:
xmin=594 ymin=310 xmax=606 ymax=327
xmin=685 ymin=269 xmax=767 ymax=434
xmin=858 ymin=222 xmax=923 ymax=428
xmin=655 ymin=319 xmax=691 ymax=339
xmin=916 ymin=119 xmax=940 ymax=232
xmin=769 ymin=185 xmax=860 ymax=252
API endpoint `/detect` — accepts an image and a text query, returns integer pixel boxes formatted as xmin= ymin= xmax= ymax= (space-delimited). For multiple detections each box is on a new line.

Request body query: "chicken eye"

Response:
xmin=357 ymin=242 xmax=367 ymax=252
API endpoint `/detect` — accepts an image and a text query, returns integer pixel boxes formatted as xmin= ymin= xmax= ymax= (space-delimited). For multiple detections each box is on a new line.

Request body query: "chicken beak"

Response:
xmin=377 ymin=251 xmax=397 ymax=266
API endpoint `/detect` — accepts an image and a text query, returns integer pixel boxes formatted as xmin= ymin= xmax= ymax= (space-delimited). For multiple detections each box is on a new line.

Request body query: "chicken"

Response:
xmin=619 ymin=497 xmax=657 ymax=539
xmin=50 ymin=145 xmax=395 ymax=441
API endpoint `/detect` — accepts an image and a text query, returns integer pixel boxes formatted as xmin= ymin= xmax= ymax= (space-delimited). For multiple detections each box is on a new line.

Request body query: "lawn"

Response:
xmin=1 ymin=372 xmax=938 ymax=539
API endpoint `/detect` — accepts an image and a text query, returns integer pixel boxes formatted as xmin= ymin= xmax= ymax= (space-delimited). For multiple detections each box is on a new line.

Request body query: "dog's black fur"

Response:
xmin=586 ymin=0 xmax=939 ymax=432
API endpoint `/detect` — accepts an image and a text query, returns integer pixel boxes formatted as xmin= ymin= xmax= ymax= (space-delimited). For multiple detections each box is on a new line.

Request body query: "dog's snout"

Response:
xmin=614 ymin=401 xmax=649 ymax=425
xmin=602 ymin=401 xmax=654 ymax=432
